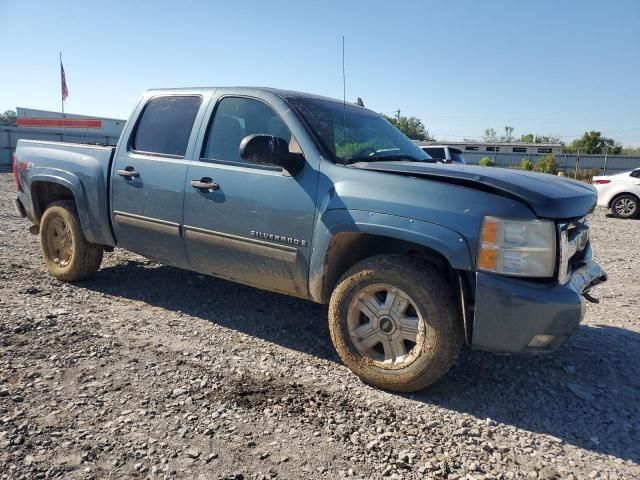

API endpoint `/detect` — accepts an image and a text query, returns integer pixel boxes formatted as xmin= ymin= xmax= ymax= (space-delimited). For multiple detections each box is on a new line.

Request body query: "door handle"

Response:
xmin=117 ymin=168 xmax=139 ymax=178
xmin=191 ymin=178 xmax=220 ymax=191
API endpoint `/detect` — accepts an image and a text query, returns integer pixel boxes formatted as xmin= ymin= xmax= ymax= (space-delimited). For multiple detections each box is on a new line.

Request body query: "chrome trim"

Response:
xmin=183 ymin=225 xmax=298 ymax=263
xmin=113 ymin=211 xmax=180 ymax=236
xmin=558 ymin=217 xmax=590 ymax=285
xmin=250 ymin=230 xmax=307 ymax=246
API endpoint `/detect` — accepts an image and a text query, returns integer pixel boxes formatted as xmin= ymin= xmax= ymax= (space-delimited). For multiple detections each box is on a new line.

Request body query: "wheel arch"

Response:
xmin=309 ymin=209 xmax=474 ymax=304
xmin=30 ymin=173 xmax=94 ymax=242
xmin=608 ymin=191 xmax=640 ymax=209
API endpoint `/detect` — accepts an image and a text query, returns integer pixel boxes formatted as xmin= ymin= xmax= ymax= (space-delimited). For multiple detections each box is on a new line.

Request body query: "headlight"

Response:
xmin=478 ymin=216 xmax=556 ymax=277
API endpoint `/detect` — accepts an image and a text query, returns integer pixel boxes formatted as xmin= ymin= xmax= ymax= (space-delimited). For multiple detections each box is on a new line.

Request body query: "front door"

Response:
xmin=111 ymin=94 xmax=203 ymax=268
xmin=183 ymin=94 xmax=318 ymax=297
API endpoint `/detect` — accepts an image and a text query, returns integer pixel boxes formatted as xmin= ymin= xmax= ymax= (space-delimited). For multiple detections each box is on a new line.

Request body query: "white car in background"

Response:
xmin=593 ymin=168 xmax=640 ymax=219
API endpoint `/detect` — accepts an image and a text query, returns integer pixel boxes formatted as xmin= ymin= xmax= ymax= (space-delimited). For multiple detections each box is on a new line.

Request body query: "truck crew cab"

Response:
xmin=13 ymin=87 xmax=606 ymax=391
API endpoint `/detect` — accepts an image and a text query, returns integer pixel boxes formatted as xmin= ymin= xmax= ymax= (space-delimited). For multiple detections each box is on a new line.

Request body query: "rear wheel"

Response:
xmin=39 ymin=201 xmax=103 ymax=281
xmin=328 ymin=255 xmax=462 ymax=392
xmin=611 ymin=194 xmax=639 ymax=219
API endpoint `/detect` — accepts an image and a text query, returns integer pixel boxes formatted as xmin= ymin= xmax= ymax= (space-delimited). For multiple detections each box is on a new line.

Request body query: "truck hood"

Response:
xmin=351 ymin=161 xmax=596 ymax=219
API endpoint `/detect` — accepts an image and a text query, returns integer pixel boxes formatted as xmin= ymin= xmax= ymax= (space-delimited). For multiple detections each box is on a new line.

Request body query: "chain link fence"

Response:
xmin=462 ymin=151 xmax=640 ymax=175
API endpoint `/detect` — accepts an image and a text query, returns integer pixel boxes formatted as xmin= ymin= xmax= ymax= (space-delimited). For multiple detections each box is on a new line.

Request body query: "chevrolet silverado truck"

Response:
xmin=12 ymin=87 xmax=607 ymax=392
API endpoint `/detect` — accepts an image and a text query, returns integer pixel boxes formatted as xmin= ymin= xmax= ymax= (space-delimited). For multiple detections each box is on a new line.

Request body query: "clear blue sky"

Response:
xmin=1 ymin=0 xmax=638 ymax=146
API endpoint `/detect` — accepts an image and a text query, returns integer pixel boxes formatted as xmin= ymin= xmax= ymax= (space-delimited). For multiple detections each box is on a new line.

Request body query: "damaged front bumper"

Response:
xmin=471 ymin=244 xmax=606 ymax=354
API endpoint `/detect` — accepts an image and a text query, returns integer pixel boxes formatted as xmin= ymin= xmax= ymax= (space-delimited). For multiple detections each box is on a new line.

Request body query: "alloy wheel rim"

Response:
xmin=615 ymin=198 xmax=636 ymax=216
xmin=45 ymin=217 xmax=73 ymax=267
xmin=347 ymin=283 xmax=426 ymax=367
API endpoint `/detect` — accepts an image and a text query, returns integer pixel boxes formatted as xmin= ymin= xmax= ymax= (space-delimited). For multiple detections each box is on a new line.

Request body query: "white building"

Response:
xmin=417 ymin=141 xmax=563 ymax=155
xmin=16 ymin=107 xmax=125 ymax=137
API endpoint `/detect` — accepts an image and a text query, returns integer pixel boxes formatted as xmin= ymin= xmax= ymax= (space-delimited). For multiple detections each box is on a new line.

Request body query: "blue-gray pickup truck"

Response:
xmin=12 ymin=87 xmax=607 ymax=391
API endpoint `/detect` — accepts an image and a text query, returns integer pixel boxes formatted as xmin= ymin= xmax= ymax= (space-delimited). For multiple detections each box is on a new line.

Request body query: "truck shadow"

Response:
xmin=82 ymin=259 xmax=639 ymax=463
xmin=86 ymin=259 xmax=337 ymax=361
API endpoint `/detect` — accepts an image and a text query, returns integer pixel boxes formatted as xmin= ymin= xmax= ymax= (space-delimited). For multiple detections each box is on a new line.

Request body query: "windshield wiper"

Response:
xmin=355 ymin=154 xmax=429 ymax=163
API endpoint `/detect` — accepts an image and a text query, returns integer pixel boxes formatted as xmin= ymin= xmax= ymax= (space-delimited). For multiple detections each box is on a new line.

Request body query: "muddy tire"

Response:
xmin=610 ymin=194 xmax=639 ymax=219
xmin=328 ymin=255 xmax=463 ymax=392
xmin=39 ymin=200 xmax=103 ymax=282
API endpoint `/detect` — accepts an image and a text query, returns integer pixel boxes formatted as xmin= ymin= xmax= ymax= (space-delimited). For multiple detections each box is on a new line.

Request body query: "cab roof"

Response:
xmin=145 ymin=86 xmax=359 ymax=107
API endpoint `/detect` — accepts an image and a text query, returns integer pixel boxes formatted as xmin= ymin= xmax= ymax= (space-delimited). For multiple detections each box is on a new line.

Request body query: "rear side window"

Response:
xmin=131 ymin=96 xmax=201 ymax=157
xmin=631 ymin=169 xmax=640 ymax=178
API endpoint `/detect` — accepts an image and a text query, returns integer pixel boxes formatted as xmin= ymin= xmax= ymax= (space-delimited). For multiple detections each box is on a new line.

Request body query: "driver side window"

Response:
xmin=201 ymin=97 xmax=298 ymax=163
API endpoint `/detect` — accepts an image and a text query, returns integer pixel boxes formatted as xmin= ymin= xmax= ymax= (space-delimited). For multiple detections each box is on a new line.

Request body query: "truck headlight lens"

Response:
xmin=478 ymin=217 xmax=556 ymax=277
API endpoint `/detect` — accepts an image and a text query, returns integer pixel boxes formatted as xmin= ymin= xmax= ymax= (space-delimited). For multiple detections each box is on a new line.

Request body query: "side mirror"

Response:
xmin=239 ymin=134 xmax=304 ymax=176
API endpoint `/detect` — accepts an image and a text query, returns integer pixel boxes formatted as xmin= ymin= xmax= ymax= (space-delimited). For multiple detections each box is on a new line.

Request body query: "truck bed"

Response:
xmin=15 ymin=139 xmax=117 ymax=246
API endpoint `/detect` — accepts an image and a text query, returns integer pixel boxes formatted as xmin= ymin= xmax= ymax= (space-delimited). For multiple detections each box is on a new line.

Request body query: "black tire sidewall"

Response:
xmin=612 ymin=195 xmax=639 ymax=219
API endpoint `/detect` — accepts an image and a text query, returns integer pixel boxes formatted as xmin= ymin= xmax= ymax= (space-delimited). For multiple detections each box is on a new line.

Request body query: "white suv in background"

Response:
xmin=593 ymin=168 xmax=640 ymax=219
xmin=420 ymin=145 xmax=466 ymax=164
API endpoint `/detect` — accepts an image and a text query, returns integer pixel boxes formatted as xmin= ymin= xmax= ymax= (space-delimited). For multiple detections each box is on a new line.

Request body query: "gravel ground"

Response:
xmin=1 ymin=169 xmax=638 ymax=480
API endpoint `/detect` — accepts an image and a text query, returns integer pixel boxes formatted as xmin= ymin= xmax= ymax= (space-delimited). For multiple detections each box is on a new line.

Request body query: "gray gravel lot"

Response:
xmin=0 ymin=170 xmax=638 ymax=479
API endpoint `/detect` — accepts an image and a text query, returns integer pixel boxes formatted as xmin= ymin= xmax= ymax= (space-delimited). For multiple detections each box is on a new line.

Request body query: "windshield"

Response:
xmin=287 ymin=97 xmax=433 ymax=164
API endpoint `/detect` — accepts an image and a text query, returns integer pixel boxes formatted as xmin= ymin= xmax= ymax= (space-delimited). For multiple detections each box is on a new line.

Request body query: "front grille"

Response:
xmin=558 ymin=217 xmax=590 ymax=284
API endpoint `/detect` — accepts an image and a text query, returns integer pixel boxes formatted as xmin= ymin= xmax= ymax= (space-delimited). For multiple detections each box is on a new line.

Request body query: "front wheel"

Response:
xmin=611 ymin=194 xmax=639 ymax=219
xmin=39 ymin=200 xmax=103 ymax=282
xmin=328 ymin=255 xmax=462 ymax=392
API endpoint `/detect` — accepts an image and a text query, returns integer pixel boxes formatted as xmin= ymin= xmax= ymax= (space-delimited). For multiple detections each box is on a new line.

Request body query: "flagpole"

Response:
xmin=60 ymin=52 xmax=65 ymax=119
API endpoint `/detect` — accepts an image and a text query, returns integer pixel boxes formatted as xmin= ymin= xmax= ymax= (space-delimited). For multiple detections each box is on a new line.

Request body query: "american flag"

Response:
xmin=60 ymin=61 xmax=69 ymax=101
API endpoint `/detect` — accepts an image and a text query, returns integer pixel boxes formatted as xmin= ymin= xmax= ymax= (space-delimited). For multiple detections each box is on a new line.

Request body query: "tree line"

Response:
xmin=380 ymin=114 xmax=637 ymax=156
xmin=480 ymin=125 xmax=627 ymax=155
xmin=0 ymin=110 xmax=17 ymax=126
xmin=386 ymin=115 xmax=638 ymax=156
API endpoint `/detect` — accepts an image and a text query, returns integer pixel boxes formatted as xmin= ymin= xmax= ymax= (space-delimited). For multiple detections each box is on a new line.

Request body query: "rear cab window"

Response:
xmin=131 ymin=95 xmax=202 ymax=157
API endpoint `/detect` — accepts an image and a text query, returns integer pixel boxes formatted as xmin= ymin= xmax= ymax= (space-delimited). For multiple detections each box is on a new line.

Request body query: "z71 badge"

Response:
xmin=250 ymin=230 xmax=307 ymax=246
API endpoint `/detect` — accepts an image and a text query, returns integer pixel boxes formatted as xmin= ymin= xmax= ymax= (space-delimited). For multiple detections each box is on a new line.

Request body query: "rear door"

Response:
xmin=182 ymin=93 xmax=319 ymax=297
xmin=110 ymin=94 xmax=205 ymax=268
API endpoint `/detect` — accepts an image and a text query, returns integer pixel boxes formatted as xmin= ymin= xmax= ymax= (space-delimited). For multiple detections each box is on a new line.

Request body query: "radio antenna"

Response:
xmin=342 ymin=35 xmax=347 ymax=165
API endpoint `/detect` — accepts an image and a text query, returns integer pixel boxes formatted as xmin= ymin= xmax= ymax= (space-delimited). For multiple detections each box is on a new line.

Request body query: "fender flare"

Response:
xmin=308 ymin=208 xmax=474 ymax=303
xmin=29 ymin=170 xmax=96 ymax=243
